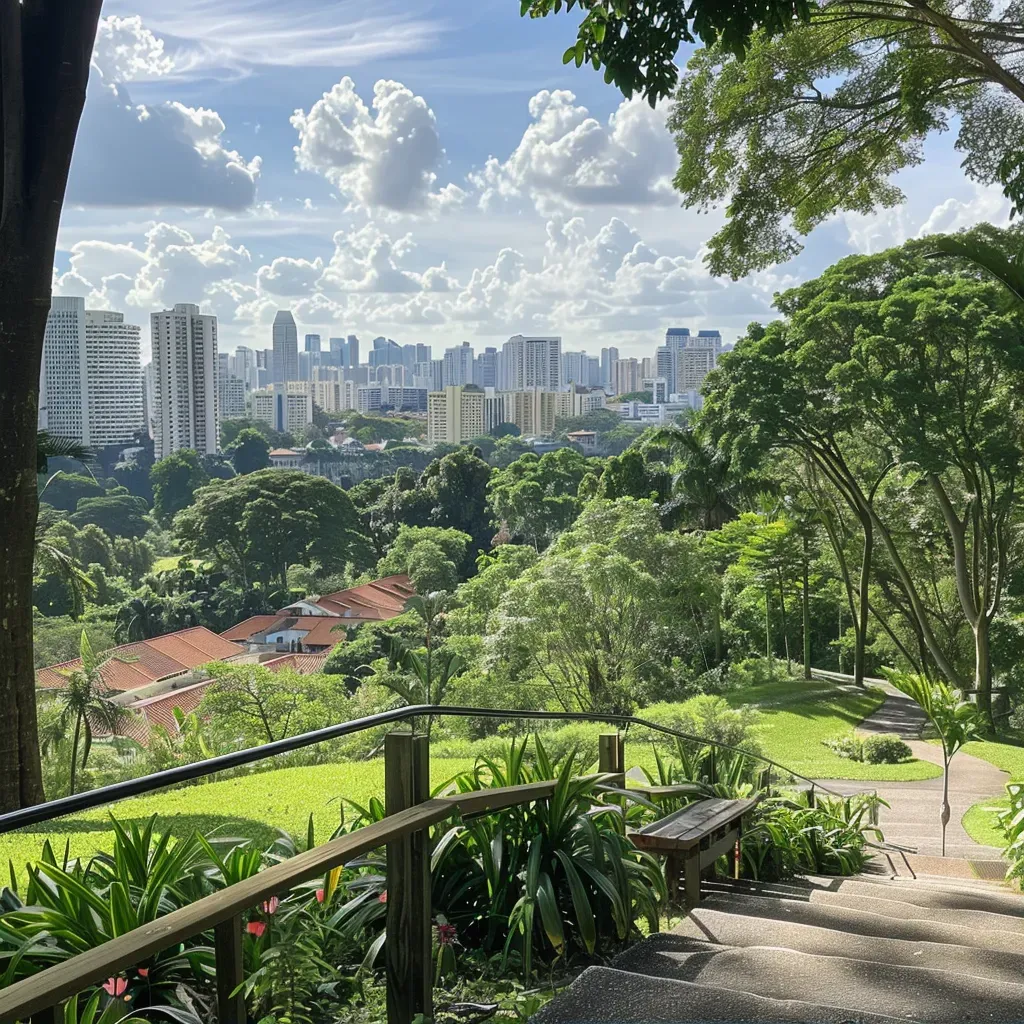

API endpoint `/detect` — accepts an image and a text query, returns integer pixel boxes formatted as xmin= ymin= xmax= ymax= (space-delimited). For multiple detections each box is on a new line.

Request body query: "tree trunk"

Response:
xmin=69 ymin=711 xmax=82 ymax=796
xmin=711 ymin=601 xmax=723 ymax=665
xmin=855 ymin=521 xmax=871 ymax=687
xmin=940 ymin=754 xmax=951 ymax=858
xmin=974 ymin=614 xmax=994 ymax=726
xmin=801 ymin=534 xmax=811 ymax=680
xmin=0 ymin=0 xmax=105 ymax=811
xmin=776 ymin=569 xmax=791 ymax=673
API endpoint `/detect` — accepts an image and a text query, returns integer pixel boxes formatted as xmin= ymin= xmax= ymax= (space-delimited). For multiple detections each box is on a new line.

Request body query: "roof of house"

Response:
xmin=269 ymin=448 xmax=302 ymax=457
xmin=220 ymin=613 xmax=345 ymax=649
xmin=263 ymin=652 xmax=330 ymax=675
xmin=36 ymin=627 xmax=242 ymax=693
xmin=306 ymin=575 xmax=415 ymax=619
xmin=220 ymin=614 xmax=283 ymax=641
xmin=119 ymin=679 xmax=215 ymax=743
xmin=567 ymin=430 xmax=597 ymax=438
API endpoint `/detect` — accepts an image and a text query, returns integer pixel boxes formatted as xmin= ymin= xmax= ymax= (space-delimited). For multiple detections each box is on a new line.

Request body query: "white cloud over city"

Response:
xmin=54 ymin=10 xmax=1007 ymax=359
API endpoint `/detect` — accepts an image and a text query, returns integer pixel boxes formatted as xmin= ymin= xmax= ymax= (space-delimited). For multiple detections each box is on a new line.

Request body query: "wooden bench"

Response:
xmin=630 ymin=797 xmax=760 ymax=908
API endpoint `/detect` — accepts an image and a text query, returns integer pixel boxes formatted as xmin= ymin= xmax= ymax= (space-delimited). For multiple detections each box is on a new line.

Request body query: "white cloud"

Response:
xmin=917 ymin=184 xmax=1012 ymax=236
xmin=291 ymin=78 xmax=443 ymax=213
xmin=92 ymin=15 xmax=175 ymax=81
xmin=317 ymin=225 xmax=457 ymax=294
xmin=470 ymin=91 xmax=677 ymax=215
xmin=256 ymin=256 xmax=325 ymax=296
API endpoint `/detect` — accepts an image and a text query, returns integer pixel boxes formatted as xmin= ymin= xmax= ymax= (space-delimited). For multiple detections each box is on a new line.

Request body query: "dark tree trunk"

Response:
xmin=0 ymin=0 xmax=104 ymax=811
xmin=801 ymin=533 xmax=811 ymax=679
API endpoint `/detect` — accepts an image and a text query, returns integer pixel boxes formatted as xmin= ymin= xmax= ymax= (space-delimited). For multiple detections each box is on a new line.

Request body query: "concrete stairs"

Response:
xmin=532 ymin=869 xmax=1024 ymax=1023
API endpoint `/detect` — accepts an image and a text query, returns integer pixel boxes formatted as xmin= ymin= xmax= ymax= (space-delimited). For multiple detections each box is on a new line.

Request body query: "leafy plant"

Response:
xmin=822 ymin=731 xmax=911 ymax=765
xmin=883 ymin=669 xmax=984 ymax=856
xmin=998 ymin=782 xmax=1024 ymax=885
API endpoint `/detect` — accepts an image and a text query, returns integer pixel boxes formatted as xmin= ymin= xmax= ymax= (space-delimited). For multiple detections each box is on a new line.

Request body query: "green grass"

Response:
xmin=958 ymin=736 xmax=1024 ymax=847
xmin=151 ymin=555 xmax=202 ymax=573
xmin=720 ymin=680 xmax=942 ymax=782
xmin=0 ymin=758 xmax=473 ymax=876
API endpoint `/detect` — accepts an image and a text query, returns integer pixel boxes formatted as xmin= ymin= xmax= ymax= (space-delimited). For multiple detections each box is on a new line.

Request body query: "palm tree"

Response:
xmin=39 ymin=631 xmax=134 ymax=794
xmin=36 ymin=430 xmax=94 ymax=476
xmin=34 ymin=506 xmax=93 ymax=618
xmin=114 ymin=593 xmax=167 ymax=643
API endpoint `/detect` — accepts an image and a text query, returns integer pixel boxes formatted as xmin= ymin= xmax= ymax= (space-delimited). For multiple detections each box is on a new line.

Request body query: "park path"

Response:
xmin=819 ymin=680 xmax=1009 ymax=870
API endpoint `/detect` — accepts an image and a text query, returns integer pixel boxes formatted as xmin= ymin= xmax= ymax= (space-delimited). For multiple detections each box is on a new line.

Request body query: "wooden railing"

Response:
xmin=0 ymin=704 xmax=858 ymax=1024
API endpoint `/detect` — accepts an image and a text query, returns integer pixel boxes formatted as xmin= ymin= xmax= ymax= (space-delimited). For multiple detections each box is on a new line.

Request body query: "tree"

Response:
xmin=490 ymin=421 xmax=521 ymax=438
xmin=884 ymin=668 xmax=984 ymax=856
xmin=522 ymin=0 xmax=811 ymax=104
xmin=40 ymin=471 xmax=103 ymax=512
xmin=405 ymin=540 xmax=460 ymax=594
xmin=419 ymin=447 xmax=493 ymax=555
xmin=670 ymin=2 xmax=1024 ymax=277
xmin=376 ymin=525 xmax=473 ymax=582
xmin=151 ymin=450 xmax=210 ymax=527
xmin=37 ymin=631 xmax=133 ymax=795
xmin=228 ymin=428 xmax=271 ymax=476
xmin=174 ymin=469 xmax=370 ymax=588
xmin=1 ymin=1 xmax=104 ymax=810
xmin=68 ymin=494 xmax=150 ymax=539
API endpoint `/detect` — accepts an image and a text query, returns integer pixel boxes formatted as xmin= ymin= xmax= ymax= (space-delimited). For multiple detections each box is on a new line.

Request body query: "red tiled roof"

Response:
xmin=269 ymin=448 xmax=301 ymax=457
xmin=110 ymin=680 xmax=214 ymax=745
xmin=36 ymin=627 xmax=242 ymax=693
xmin=298 ymin=575 xmax=415 ymax=620
xmin=263 ymin=653 xmax=330 ymax=675
xmin=287 ymin=618 xmax=347 ymax=649
xmin=220 ymin=615 xmax=282 ymax=641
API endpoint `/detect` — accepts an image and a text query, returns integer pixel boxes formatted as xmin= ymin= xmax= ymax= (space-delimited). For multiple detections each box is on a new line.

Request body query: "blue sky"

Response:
xmin=54 ymin=1 xmax=1010 ymax=361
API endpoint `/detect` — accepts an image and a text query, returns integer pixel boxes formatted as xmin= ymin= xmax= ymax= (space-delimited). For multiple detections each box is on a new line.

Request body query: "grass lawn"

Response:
xmin=151 ymin=555 xmax=202 ymax=573
xmin=958 ymin=736 xmax=1024 ymax=847
xmin=719 ymin=679 xmax=941 ymax=782
xmin=0 ymin=758 xmax=473 ymax=876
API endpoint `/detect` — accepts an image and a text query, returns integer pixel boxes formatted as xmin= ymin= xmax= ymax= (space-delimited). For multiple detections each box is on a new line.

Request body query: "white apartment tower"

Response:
xmin=663 ymin=328 xmax=722 ymax=394
xmin=42 ymin=297 xmax=143 ymax=446
xmin=150 ymin=303 xmax=219 ymax=459
xmin=442 ymin=342 xmax=475 ymax=387
xmin=501 ymin=335 xmax=562 ymax=391
xmin=272 ymin=310 xmax=299 ymax=384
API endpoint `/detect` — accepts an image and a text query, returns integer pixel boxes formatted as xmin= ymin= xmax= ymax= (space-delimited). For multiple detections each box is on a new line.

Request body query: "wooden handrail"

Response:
xmin=0 ymin=776 xmax=584 ymax=1024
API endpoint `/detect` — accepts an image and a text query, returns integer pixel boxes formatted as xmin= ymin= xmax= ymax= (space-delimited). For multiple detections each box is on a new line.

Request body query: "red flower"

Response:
xmin=315 ymin=888 xmax=325 ymax=904
xmin=378 ymin=891 xmax=388 ymax=904
xmin=437 ymin=923 xmax=457 ymax=946
xmin=137 ymin=968 xmax=149 ymax=979
xmin=262 ymin=896 xmax=280 ymax=915
xmin=246 ymin=921 xmax=267 ymax=938
xmin=102 ymin=977 xmax=128 ymax=997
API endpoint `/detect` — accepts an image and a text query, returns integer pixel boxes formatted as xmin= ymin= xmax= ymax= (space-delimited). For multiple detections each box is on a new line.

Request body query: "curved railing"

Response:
xmin=0 ymin=704 xmax=855 ymax=837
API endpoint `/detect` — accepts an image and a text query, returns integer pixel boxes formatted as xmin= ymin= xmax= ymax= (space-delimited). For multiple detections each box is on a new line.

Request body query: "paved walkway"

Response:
xmin=818 ymin=683 xmax=1008 ymax=862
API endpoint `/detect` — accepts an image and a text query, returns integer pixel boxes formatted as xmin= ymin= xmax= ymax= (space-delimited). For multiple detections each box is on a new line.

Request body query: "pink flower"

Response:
xmin=315 ymin=888 xmax=325 ymax=904
xmin=102 ymin=977 xmax=128 ymax=997
xmin=437 ymin=923 xmax=457 ymax=947
xmin=378 ymin=891 xmax=388 ymax=904
xmin=246 ymin=921 xmax=267 ymax=938
xmin=262 ymin=896 xmax=280 ymax=915
xmin=137 ymin=968 xmax=149 ymax=979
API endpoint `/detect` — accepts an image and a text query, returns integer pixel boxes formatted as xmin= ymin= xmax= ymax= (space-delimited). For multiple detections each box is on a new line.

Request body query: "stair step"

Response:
xmin=529 ymin=965 xmax=910 ymax=1024
xmin=829 ymin=876 xmax=1024 ymax=917
xmin=674 ymin=905 xmax=1024 ymax=984
xmin=613 ymin=934 xmax=1024 ymax=1023
xmin=698 ymin=892 xmax=1024 ymax=952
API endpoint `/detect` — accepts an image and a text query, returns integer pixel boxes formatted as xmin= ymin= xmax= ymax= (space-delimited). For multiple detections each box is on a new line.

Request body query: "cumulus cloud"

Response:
xmin=66 ymin=15 xmax=260 ymax=210
xmin=317 ymin=225 xmax=456 ymax=293
xmin=469 ymin=91 xmax=677 ymax=215
xmin=291 ymin=78 xmax=443 ymax=212
xmin=256 ymin=256 xmax=325 ymax=296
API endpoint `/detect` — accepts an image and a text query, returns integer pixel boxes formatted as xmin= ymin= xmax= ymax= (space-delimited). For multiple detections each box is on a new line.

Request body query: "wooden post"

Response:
xmin=385 ymin=730 xmax=432 ymax=1024
xmin=598 ymin=732 xmax=625 ymax=781
xmin=683 ymin=847 xmax=701 ymax=909
xmin=808 ymin=784 xmax=816 ymax=809
xmin=709 ymin=748 xmax=717 ymax=786
xmin=214 ymin=915 xmax=246 ymax=1024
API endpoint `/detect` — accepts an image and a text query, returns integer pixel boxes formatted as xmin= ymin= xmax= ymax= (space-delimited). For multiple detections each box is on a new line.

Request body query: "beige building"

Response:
xmin=252 ymin=385 xmax=313 ymax=438
xmin=504 ymin=388 xmax=558 ymax=436
xmin=555 ymin=387 xmax=606 ymax=420
xmin=611 ymin=358 xmax=641 ymax=397
xmin=428 ymin=385 xmax=487 ymax=443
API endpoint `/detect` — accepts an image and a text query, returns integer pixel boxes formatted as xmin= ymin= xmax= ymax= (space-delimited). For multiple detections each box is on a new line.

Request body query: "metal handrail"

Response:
xmin=0 ymin=704 xmax=857 ymax=836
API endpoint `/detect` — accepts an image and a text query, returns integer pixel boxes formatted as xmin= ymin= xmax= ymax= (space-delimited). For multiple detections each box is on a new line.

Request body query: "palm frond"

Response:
xmin=36 ymin=431 xmax=94 ymax=475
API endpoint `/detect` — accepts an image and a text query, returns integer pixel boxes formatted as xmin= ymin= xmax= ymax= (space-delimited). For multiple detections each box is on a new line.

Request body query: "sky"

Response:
xmin=53 ymin=1 xmax=1012 ymax=363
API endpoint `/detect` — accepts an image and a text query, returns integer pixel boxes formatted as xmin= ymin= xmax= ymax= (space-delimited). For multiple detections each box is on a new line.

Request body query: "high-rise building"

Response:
xmin=150 ymin=303 xmax=219 ymax=458
xmin=369 ymin=337 xmax=402 ymax=367
xmin=474 ymin=347 xmax=500 ymax=388
xmin=600 ymin=347 xmax=619 ymax=386
xmin=252 ymin=383 xmax=312 ymax=437
xmin=443 ymin=341 xmax=474 ymax=387
xmin=586 ymin=356 xmax=600 ymax=386
xmin=641 ymin=356 xmax=656 ymax=380
xmin=503 ymin=388 xmax=558 ymax=437
xmin=347 ymin=335 xmax=360 ymax=369
xmin=555 ymin=387 xmax=607 ymax=419
xmin=428 ymin=385 xmax=487 ymax=444
xmin=218 ymin=373 xmax=246 ymax=418
xmin=413 ymin=360 xmax=442 ymax=391
xmin=142 ymin=362 xmax=156 ymax=437
xmin=42 ymin=298 xmax=144 ymax=447
xmin=305 ymin=334 xmax=321 ymax=353
xmin=502 ymin=335 xmax=561 ymax=391
xmin=231 ymin=346 xmax=259 ymax=392
xmin=416 ymin=343 xmax=431 ymax=363
xmin=662 ymin=327 xmax=721 ymax=394
xmin=561 ymin=350 xmax=592 ymax=386
xmin=272 ymin=310 xmax=299 ymax=384
xmin=642 ymin=377 xmax=670 ymax=403
xmin=611 ymin=358 xmax=641 ymax=397
xmin=402 ymin=344 xmax=418 ymax=372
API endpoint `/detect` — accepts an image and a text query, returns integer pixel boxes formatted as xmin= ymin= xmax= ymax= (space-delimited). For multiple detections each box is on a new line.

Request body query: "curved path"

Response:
xmin=817 ymin=682 xmax=1008 ymax=868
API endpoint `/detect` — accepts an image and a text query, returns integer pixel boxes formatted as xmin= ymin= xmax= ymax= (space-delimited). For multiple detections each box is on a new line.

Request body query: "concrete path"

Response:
xmin=819 ymin=683 xmax=1009 ymax=862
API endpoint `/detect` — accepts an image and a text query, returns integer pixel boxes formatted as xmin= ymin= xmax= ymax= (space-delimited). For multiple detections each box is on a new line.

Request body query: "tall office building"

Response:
xmin=561 ymin=350 xmax=594 ymax=386
xmin=42 ymin=297 xmax=144 ymax=446
xmin=416 ymin=343 xmax=431 ymax=363
xmin=611 ymin=358 xmax=641 ymax=396
xmin=231 ymin=346 xmax=259 ymax=392
xmin=150 ymin=303 xmax=219 ymax=459
xmin=272 ymin=310 xmax=299 ymax=384
xmin=305 ymin=334 xmax=321 ymax=353
xmin=369 ymin=337 xmax=402 ymax=367
xmin=586 ymin=356 xmax=600 ymax=385
xmin=474 ymin=347 xmax=500 ymax=388
xmin=662 ymin=327 xmax=721 ymax=394
xmin=443 ymin=341 xmax=474 ymax=387
xmin=600 ymin=347 xmax=619 ymax=386
xmin=347 ymin=335 xmax=360 ymax=369
xmin=402 ymin=344 xmax=418 ymax=372
xmin=501 ymin=335 xmax=561 ymax=391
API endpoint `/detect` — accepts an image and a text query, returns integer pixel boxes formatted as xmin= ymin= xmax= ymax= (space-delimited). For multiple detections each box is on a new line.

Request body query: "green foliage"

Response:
xmin=633 ymin=696 xmax=763 ymax=756
xmin=150 ymin=451 xmax=209 ymax=528
xmin=376 ymin=525 xmax=472 ymax=582
xmin=220 ymin=417 xmax=293 ymax=451
xmin=174 ymin=469 xmax=370 ymax=588
xmin=883 ymin=670 xmax=984 ymax=758
xmin=998 ymin=781 xmax=1024 ymax=884
xmin=68 ymin=494 xmax=150 ymax=539
xmin=227 ymin=428 xmax=271 ymax=475
xmin=670 ymin=9 xmax=1024 ymax=276
xmin=822 ymin=731 xmax=912 ymax=765
xmin=490 ymin=421 xmax=521 ymax=438
xmin=522 ymin=0 xmax=811 ymax=105
xmin=42 ymin=471 xmax=104 ymax=511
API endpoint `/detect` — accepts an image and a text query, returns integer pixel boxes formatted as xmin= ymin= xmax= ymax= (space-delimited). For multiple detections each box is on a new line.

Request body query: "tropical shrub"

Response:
xmin=631 ymin=695 xmax=764 ymax=757
xmin=727 ymin=656 xmax=793 ymax=688
xmin=822 ymin=731 xmax=912 ymax=764
xmin=998 ymin=781 xmax=1024 ymax=885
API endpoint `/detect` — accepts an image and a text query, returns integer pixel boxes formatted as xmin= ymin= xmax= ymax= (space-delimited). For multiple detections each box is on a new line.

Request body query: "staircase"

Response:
xmin=533 ymin=868 xmax=1024 ymax=1023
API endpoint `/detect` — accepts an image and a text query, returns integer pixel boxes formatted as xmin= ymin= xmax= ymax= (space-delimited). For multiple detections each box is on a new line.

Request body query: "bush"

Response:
xmin=633 ymin=695 xmax=764 ymax=756
xmin=728 ymin=656 xmax=794 ymax=688
xmin=862 ymin=733 xmax=913 ymax=764
xmin=823 ymin=730 xmax=911 ymax=764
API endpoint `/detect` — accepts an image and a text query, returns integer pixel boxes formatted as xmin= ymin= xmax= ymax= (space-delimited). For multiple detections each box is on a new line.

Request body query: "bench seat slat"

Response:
xmin=632 ymin=797 xmax=759 ymax=850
